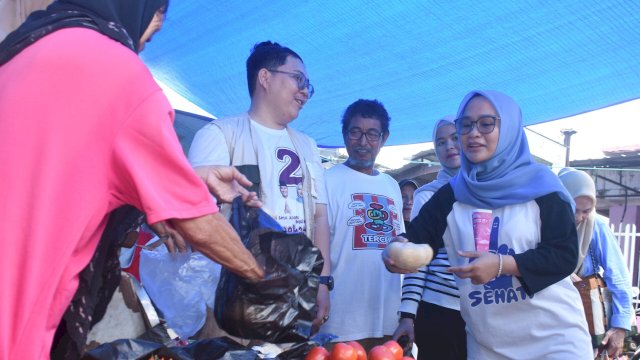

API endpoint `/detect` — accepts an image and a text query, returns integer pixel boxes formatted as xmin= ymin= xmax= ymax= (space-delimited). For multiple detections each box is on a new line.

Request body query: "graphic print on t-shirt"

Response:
xmin=468 ymin=217 xmax=532 ymax=307
xmin=274 ymin=147 xmax=306 ymax=233
xmin=347 ymin=193 xmax=400 ymax=250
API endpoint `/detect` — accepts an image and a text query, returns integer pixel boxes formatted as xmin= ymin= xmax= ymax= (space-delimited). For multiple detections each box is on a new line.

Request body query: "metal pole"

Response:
xmin=561 ymin=129 xmax=577 ymax=167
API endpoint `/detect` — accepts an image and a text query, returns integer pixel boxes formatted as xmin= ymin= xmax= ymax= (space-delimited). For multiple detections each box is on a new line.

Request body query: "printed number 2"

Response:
xmin=277 ymin=148 xmax=302 ymax=186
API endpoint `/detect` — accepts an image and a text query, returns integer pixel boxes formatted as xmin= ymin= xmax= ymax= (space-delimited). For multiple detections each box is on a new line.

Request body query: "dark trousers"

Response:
xmin=414 ymin=301 xmax=467 ymax=360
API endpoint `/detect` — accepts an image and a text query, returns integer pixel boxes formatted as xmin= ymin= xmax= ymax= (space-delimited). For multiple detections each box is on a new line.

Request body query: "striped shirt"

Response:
xmin=399 ymin=189 xmax=460 ymax=316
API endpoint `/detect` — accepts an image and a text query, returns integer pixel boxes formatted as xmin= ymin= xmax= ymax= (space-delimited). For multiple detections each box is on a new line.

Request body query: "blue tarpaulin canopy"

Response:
xmin=142 ymin=1 xmax=640 ymax=147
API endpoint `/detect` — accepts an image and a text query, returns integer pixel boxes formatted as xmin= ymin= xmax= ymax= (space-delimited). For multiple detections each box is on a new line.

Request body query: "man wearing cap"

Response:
xmin=398 ymin=179 xmax=419 ymax=230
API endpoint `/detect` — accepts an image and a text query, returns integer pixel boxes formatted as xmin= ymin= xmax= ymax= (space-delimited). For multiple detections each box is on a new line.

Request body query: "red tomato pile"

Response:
xmin=305 ymin=340 xmax=411 ymax=360
xmin=305 ymin=346 xmax=331 ymax=360
xmin=346 ymin=341 xmax=366 ymax=360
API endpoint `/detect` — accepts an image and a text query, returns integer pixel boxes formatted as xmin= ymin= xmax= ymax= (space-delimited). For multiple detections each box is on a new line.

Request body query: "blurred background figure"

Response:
xmin=559 ymin=167 xmax=633 ymax=358
xmin=398 ymin=179 xmax=418 ymax=230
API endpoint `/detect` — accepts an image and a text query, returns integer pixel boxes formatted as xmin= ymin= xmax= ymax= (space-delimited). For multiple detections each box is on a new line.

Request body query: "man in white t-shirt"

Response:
xmin=188 ymin=41 xmax=331 ymax=329
xmin=320 ymin=99 xmax=404 ymax=349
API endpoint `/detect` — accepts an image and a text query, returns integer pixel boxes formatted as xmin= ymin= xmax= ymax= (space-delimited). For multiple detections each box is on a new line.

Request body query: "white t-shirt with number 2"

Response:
xmin=188 ymin=118 xmax=313 ymax=233
xmin=249 ymin=120 xmax=306 ymax=233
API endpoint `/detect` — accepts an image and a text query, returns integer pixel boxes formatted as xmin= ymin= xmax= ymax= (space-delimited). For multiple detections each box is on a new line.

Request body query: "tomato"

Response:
xmin=368 ymin=345 xmax=394 ymax=360
xmin=306 ymin=346 xmax=330 ymax=360
xmin=346 ymin=341 xmax=367 ymax=360
xmin=331 ymin=343 xmax=357 ymax=360
xmin=382 ymin=340 xmax=403 ymax=360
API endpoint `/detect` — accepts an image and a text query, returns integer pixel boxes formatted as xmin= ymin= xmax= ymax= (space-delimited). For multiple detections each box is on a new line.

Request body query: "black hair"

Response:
xmin=341 ymin=99 xmax=390 ymax=134
xmin=246 ymin=41 xmax=303 ymax=98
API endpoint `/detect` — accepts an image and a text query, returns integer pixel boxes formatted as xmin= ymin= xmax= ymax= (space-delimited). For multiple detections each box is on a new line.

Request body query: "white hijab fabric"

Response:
xmin=414 ymin=116 xmax=458 ymax=196
xmin=558 ymin=167 xmax=596 ymax=273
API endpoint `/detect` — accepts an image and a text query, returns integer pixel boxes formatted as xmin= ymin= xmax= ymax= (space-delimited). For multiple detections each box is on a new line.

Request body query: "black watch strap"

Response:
xmin=319 ymin=275 xmax=334 ymax=291
xmin=399 ymin=311 xmax=416 ymax=320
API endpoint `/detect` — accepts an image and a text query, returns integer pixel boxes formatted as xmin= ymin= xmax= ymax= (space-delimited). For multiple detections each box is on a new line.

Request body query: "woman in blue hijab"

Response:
xmin=385 ymin=90 xmax=592 ymax=358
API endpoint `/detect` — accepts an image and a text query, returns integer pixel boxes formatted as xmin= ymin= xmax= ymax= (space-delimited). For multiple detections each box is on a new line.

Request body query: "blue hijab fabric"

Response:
xmin=450 ymin=90 xmax=574 ymax=210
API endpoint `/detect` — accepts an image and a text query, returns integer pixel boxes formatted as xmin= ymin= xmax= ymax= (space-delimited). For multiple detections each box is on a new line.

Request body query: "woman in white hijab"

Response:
xmin=393 ymin=116 xmax=465 ymax=360
xmin=559 ymin=167 xmax=633 ymax=358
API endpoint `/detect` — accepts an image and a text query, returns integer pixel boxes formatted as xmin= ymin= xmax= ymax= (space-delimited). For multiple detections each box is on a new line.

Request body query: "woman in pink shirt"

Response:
xmin=0 ymin=1 xmax=263 ymax=358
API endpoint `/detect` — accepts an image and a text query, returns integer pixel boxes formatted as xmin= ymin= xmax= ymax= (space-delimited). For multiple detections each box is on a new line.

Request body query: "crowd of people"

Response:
xmin=0 ymin=1 xmax=636 ymax=359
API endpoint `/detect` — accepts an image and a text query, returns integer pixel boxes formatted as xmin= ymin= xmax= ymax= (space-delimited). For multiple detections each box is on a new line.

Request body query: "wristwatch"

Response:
xmin=319 ymin=276 xmax=334 ymax=291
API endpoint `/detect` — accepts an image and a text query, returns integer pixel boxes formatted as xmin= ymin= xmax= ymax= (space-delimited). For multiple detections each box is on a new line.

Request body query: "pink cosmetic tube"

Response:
xmin=472 ymin=209 xmax=492 ymax=252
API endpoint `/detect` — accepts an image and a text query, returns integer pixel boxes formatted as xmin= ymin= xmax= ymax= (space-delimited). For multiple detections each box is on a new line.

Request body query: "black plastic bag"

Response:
xmin=81 ymin=338 xmax=180 ymax=360
xmin=214 ymin=197 xmax=324 ymax=343
xmin=136 ymin=322 xmax=175 ymax=346
xmin=276 ymin=333 xmax=337 ymax=360
xmin=175 ymin=337 xmax=260 ymax=360
xmin=82 ymin=336 xmax=258 ymax=360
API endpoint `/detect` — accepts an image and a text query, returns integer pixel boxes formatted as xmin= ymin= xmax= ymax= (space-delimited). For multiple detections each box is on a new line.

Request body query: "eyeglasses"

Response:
xmin=267 ymin=69 xmax=315 ymax=99
xmin=455 ymin=115 xmax=498 ymax=135
xmin=345 ymin=127 xmax=383 ymax=142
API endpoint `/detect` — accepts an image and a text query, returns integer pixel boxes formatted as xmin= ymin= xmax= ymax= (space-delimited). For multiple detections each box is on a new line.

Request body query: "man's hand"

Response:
xmin=392 ymin=318 xmax=415 ymax=344
xmin=149 ymin=221 xmax=188 ymax=253
xmin=601 ymin=327 xmax=626 ymax=358
xmin=171 ymin=213 xmax=264 ymax=281
xmin=194 ymin=165 xmax=262 ymax=207
xmin=311 ymin=284 xmax=331 ymax=334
